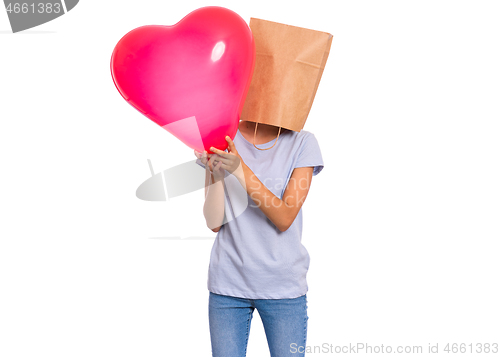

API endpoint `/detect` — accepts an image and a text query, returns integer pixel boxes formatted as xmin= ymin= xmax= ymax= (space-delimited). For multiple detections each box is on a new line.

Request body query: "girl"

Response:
xmin=194 ymin=119 xmax=324 ymax=357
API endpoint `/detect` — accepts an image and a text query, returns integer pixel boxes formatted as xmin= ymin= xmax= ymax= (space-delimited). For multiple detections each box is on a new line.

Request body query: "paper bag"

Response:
xmin=240 ymin=18 xmax=333 ymax=132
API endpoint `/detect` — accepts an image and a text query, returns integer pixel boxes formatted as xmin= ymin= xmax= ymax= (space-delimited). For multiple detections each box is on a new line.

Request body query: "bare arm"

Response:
xmin=237 ymin=163 xmax=313 ymax=232
xmin=203 ymin=167 xmax=225 ymax=232
xmin=195 ymin=150 xmax=225 ymax=232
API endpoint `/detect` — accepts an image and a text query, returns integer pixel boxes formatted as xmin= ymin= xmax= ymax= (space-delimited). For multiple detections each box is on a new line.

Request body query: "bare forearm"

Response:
xmin=203 ymin=170 xmax=225 ymax=230
xmin=233 ymin=163 xmax=293 ymax=231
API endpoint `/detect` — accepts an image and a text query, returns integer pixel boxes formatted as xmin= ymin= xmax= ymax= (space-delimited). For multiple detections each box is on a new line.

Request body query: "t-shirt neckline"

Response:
xmin=236 ymin=127 xmax=284 ymax=150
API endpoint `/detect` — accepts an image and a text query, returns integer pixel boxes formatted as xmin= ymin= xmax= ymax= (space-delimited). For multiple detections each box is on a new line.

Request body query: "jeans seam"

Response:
xmin=304 ymin=297 xmax=308 ymax=352
xmin=244 ymin=308 xmax=251 ymax=356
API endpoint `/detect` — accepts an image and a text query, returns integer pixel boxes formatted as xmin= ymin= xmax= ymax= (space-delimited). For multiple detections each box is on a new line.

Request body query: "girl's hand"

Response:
xmin=207 ymin=153 xmax=225 ymax=182
xmin=209 ymin=136 xmax=243 ymax=174
xmin=194 ymin=149 xmax=209 ymax=165
xmin=195 ymin=149 xmax=225 ymax=181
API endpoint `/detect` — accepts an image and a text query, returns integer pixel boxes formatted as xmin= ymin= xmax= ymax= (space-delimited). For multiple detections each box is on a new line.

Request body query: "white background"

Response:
xmin=1 ymin=1 xmax=499 ymax=356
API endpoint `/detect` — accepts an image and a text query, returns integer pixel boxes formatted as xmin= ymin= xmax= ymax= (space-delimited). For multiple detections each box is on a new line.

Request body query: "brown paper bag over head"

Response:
xmin=240 ymin=18 xmax=333 ymax=150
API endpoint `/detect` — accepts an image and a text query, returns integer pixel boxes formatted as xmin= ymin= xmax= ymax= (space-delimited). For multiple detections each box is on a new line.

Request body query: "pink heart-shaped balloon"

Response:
xmin=110 ymin=6 xmax=255 ymax=153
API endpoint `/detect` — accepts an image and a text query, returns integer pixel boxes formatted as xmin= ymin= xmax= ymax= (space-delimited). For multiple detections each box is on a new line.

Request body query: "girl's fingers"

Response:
xmin=208 ymin=155 xmax=217 ymax=165
xmin=214 ymin=155 xmax=230 ymax=165
xmin=210 ymin=147 xmax=230 ymax=158
xmin=208 ymin=153 xmax=230 ymax=165
xmin=209 ymin=154 xmax=225 ymax=169
xmin=225 ymin=136 xmax=237 ymax=153
xmin=208 ymin=153 xmax=217 ymax=169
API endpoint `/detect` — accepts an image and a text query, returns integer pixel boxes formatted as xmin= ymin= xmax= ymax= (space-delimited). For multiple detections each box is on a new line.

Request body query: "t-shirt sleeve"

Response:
xmin=294 ymin=132 xmax=324 ymax=176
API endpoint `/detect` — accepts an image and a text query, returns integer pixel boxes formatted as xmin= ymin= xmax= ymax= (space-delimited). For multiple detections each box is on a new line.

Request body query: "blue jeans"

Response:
xmin=208 ymin=292 xmax=308 ymax=357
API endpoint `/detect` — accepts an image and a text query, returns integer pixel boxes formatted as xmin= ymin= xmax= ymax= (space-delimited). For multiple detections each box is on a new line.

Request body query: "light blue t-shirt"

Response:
xmin=196 ymin=127 xmax=324 ymax=299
